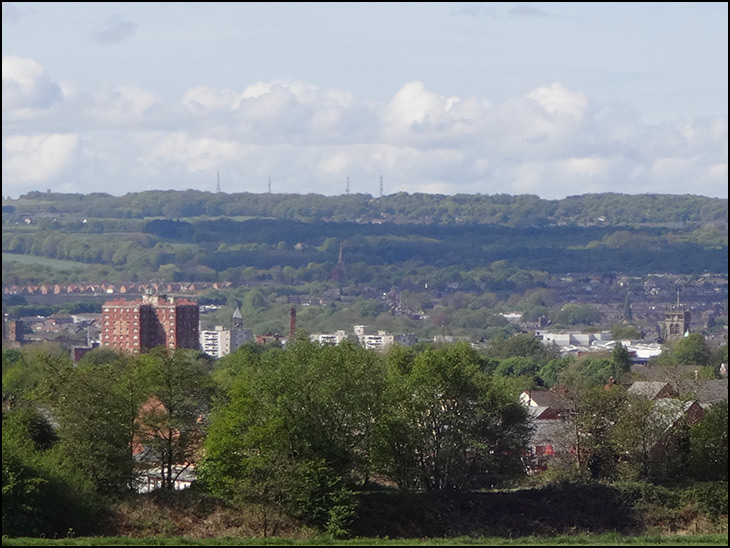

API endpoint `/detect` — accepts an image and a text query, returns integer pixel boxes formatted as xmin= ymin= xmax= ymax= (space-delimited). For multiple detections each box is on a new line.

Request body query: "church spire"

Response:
xmin=232 ymin=306 xmax=244 ymax=330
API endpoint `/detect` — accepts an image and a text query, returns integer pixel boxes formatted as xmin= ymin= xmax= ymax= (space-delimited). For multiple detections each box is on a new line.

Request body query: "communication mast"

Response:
xmin=216 ymin=171 xmax=221 ymax=193
xmin=268 ymin=176 xmax=272 ymax=194
xmin=346 ymin=177 xmax=350 ymax=194
xmin=380 ymin=174 xmax=383 ymax=198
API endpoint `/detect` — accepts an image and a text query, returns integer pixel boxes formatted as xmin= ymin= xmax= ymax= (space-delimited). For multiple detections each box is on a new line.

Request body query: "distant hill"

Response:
xmin=4 ymin=190 xmax=727 ymax=227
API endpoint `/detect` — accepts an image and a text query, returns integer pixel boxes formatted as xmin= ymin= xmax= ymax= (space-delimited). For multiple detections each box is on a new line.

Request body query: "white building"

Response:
xmin=200 ymin=307 xmax=253 ymax=358
xmin=312 ymin=325 xmax=417 ymax=352
xmin=534 ymin=330 xmax=662 ymax=363
xmin=200 ymin=326 xmax=232 ymax=358
xmin=311 ymin=330 xmax=350 ymax=346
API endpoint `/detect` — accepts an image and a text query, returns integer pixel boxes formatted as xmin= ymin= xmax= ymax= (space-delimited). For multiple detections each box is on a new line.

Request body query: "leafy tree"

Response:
xmin=611 ymin=342 xmax=632 ymax=375
xmin=689 ymin=401 xmax=728 ymax=481
xmin=202 ymin=339 xmax=384 ymax=534
xmin=136 ymin=348 xmax=215 ymax=490
xmin=375 ymin=343 xmax=531 ymax=492
xmin=623 ymin=294 xmax=633 ymax=321
xmin=494 ymin=356 xmax=541 ymax=378
xmin=610 ymin=323 xmax=641 ymax=341
xmin=37 ymin=362 xmax=136 ymax=495
xmin=611 ymin=394 xmax=686 ymax=481
xmin=538 ymin=357 xmax=573 ymax=387
xmin=553 ymin=303 xmax=603 ymax=326
xmin=554 ymin=383 xmax=628 ymax=480
xmin=2 ymin=405 xmax=105 ymax=537
xmin=486 ymin=333 xmax=558 ymax=366
xmin=666 ymin=333 xmax=713 ymax=366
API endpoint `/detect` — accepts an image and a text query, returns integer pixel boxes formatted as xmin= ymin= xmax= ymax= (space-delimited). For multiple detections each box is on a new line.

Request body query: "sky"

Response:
xmin=2 ymin=2 xmax=728 ymax=200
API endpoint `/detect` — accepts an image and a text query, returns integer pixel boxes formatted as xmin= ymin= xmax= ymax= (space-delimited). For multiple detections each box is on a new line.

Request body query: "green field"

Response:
xmin=2 ymin=253 xmax=91 ymax=270
xmin=1 ymin=534 xmax=727 ymax=546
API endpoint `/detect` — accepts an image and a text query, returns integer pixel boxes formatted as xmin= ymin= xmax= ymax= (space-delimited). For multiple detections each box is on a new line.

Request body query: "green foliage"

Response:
xmin=201 ymin=339 xmax=382 ymax=534
xmin=689 ymin=402 xmax=728 ymax=481
xmin=137 ymin=348 xmax=215 ymax=490
xmin=662 ymin=333 xmax=713 ymax=366
xmin=376 ymin=343 xmax=532 ymax=492
xmin=486 ymin=333 xmax=558 ymax=366
xmin=37 ymin=362 xmax=138 ymax=495
xmin=611 ymin=323 xmax=642 ymax=340
xmin=538 ymin=357 xmax=573 ymax=387
xmin=611 ymin=342 xmax=632 ymax=374
xmin=553 ymin=303 xmax=603 ymax=327
xmin=2 ymin=406 xmax=106 ymax=538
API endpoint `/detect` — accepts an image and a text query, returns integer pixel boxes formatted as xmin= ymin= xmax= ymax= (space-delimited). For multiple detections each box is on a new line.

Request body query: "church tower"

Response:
xmin=231 ymin=306 xmax=252 ymax=351
xmin=232 ymin=306 xmax=244 ymax=331
xmin=662 ymin=288 xmax=690 ymax=342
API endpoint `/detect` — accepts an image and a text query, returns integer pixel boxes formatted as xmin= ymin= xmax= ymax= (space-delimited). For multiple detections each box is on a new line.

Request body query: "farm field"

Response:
xmin=2 ymin=253 xmax=92 ymax=271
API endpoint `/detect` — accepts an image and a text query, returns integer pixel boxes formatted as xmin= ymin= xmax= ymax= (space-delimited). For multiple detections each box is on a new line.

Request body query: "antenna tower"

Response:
xmin=217 ymin=171 xmax=221 ymax=193
xmin=346 ymin=177 xmax=350 ymax=194
xmin=268 ymin=176 xmax=272 ymax=194
xmin=379 ymin=174 xmax=383 ymax=198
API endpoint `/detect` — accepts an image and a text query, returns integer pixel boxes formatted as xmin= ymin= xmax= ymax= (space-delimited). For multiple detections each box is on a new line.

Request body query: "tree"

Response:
xmin=611 ymin=342 xmax=632 ymax=375
xmin=38 ymin=362 xmax=136 ymax=495
xmin=201 ymin=339 xmax=384 ymax=534
xmin=486 ymin=333 xmax=558 ymax=366
xmin=375 ymin=343 xmax=531 ymax=492
xmin=136 ymin=348 xmax=215 ymax=490
xmin=611 ymin=394 xmax=683 ymax=481
xmin=689 ymin=402 xmax=728 ymax=481
xmin=666 ymin=333 xmax=713 ymax=366
xmin=553 ymin=303 xmax=603 ymax=326
xmin=538 ymin=357 xmax=573 ymax=387
xmin=623 ymin=294 xmax=633 ymax=321
xmin=611 ymin=323 xmax=641 ymax=341
xmin=2 ymin=404 xmax=105 ymax=538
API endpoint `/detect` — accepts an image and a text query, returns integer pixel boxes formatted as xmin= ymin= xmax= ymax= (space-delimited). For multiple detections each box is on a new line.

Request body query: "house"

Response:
xmin=672 ymin=378 xmax=728 ymax=410
xmin=627 ymin=381 xmax=679 ymax=400
xmin=520 ymin=389 xmax=574 ymax=474
xmin=520 ymin=389 xmax=572 ymax=413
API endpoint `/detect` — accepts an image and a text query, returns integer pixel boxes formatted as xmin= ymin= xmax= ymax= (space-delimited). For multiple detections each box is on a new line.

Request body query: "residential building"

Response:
xmin=311 ymin=330 xmax=350 ymax=346
xmin=101 ymin=294 xmax=199 ymax=353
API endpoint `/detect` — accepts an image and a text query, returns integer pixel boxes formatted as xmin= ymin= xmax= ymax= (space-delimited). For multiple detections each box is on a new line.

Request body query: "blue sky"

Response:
xmin=2 ymin=2 xmax=728 ymax=199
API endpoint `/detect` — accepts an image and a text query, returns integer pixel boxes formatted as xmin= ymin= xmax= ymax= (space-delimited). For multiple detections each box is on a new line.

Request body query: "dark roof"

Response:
xmin=631 ymin=364 xmax=703 ymax=382
xmin=628 ymin=381 xmax=679 ymax=400
xmin=522 ymin=390 xmax=571 ymax=410
xmin=673 ymin=379 xmax=728 ymax=406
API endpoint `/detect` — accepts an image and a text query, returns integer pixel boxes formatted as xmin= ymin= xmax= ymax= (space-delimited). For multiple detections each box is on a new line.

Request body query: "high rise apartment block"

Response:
xmin=101 ymin=295 xmax=199 ymax=353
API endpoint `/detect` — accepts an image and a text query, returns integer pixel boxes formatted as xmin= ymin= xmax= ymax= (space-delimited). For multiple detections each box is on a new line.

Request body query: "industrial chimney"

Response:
xmin=290 ymin=307 xmax=296 ymax=339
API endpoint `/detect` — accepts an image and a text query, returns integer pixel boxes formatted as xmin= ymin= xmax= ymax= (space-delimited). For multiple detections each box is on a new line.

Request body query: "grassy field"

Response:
xmin=2 ymin=253 xmax=91 ymax=271
xmin=1 ymin=533 xmax=728 ymax=546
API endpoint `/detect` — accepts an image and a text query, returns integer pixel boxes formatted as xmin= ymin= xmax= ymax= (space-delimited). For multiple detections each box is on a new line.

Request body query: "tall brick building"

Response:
xmin=101 ymin=295 xmax=199 ymax=353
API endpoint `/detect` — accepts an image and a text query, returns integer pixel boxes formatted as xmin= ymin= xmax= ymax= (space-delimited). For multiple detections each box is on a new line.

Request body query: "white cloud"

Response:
xmin=561 ymin=156 xmax=612 ymax=177
xmin=3 ymin=133 xmax=79 ymax=183
xmin=139 ymin=132 xmax=253 ymax=173
xmin=86 ymin=86 xmax=160 ymax=125
xmin=2 ymin=56 xmax=63 ymax=113
xmin=0 ymin=58 xmax=727 ymax=200
xmin=526 ymin=82 xmax=589 ymax=119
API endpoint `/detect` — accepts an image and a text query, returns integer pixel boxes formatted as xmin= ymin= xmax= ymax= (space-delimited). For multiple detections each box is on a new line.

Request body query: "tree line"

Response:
xmin=3 ymin=332 xmax=727 ymax=538
xmin=5 ymin=190 xmax=728 ymax=227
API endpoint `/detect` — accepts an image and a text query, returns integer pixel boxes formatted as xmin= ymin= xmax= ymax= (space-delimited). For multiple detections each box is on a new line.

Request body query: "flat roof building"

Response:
xmin=101 ymin=295 xmax=199 ymax=353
